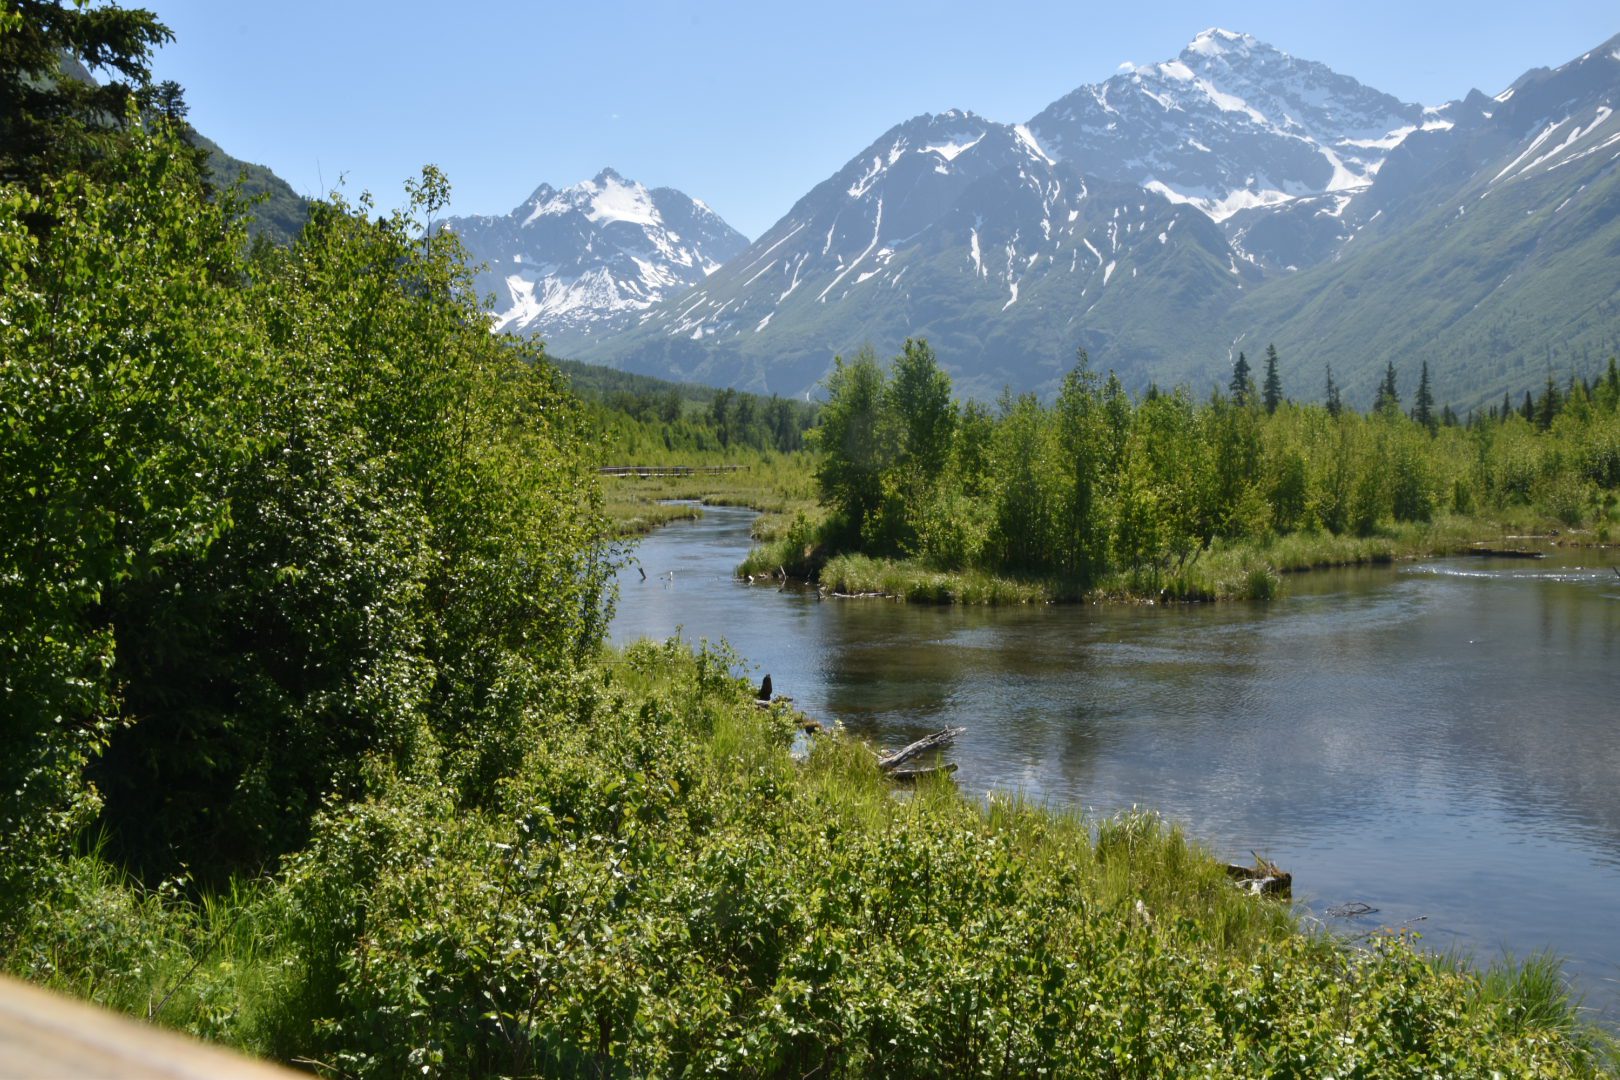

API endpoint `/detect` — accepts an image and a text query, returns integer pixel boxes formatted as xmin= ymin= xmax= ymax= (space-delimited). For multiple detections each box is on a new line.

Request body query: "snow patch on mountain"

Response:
xmin=1028 ymin=28 xmax=1430 ymax=228
xmin=443 ymin=168 xmax=748 ymax=342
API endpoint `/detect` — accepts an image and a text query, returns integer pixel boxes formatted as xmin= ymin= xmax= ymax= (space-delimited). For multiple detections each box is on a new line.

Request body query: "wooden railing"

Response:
xmin=0 ymin=974 xmax=301 ymax=1078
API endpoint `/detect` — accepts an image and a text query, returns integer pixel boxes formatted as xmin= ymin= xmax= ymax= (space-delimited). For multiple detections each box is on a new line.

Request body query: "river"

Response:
xmin=610 ymin=504 xmax=1620 ymax=1024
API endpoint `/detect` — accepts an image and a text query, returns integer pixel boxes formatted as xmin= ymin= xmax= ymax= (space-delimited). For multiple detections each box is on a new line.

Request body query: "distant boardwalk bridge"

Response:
xmin=598 ymin=465 xmax=751 ymax=478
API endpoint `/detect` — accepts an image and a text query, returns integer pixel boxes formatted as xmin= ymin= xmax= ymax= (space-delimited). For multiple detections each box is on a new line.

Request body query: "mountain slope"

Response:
xmin=444 ymin=169 xmax=748 ymax=352
xmin=189 ymin=132 xmax=309 ymax=244
xmin=577 ymin=111 xmax=1249 ymax=399
xmin=561 ymin=28 xmax=1620 ymax=408
xmin=1029 ymin=30 xmax=1427 ymax=220
xmin=1221 ymin=33 xmax=1620 ymax=410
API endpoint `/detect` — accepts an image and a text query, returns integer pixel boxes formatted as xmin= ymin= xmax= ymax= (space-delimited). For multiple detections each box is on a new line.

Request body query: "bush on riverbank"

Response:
xmin=8 ymin=641 xmax=1613 ymax=1076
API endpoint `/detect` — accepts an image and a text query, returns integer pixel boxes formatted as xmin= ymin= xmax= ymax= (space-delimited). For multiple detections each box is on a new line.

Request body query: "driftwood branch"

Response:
xmin=886 ymin=763 xmax=958 ymax=783
xmin=878 ymin=726 xmax=966 ymax=772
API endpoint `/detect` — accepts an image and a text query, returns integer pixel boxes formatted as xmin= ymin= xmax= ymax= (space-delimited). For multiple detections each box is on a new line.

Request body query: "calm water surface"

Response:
xmin=611 ymin=505 xmax=1620 ymax=1023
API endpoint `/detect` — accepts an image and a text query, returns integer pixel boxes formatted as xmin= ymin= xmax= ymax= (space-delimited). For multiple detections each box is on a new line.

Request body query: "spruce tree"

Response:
xmin=1262 ymin=343 xmax=1283 ymax=414
xmin=1229 ymin=351 xmax=1254 ymax=405
xmin=1501 ymin=390 xmax=1513 ymax=423
xmin=1324 ymin=364 xmax=1342 ymax=418
xmin=0 ymin=0 xmax=175 ymax=188
xmin=1521 ymin=391 xmax=1535 ymax=422
xmin=1374 ymin=362 xmax=1399 ymax=413
xmin=1535 ymin=374 xmax=1560 ymax=430
xmin=1412 ymin=361 xmax=1436 ymax=434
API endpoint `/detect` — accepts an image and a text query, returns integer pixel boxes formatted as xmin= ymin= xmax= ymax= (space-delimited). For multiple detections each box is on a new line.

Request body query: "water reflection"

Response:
xmin=611 ymin=506 xmax=1620 ymax=1022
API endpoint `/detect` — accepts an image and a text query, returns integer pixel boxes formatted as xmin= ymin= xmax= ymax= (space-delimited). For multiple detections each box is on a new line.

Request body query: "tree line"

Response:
xmin=813 ymin=340 xmax=1620 ymax=591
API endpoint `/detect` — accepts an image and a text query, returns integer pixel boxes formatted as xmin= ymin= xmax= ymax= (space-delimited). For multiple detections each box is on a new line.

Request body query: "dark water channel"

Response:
xmin=611 ymin=505 xmax=1620 ymax=1024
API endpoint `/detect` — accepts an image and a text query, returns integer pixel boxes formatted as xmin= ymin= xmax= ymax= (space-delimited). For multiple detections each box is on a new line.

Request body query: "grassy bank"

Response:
xmin=8 ymin=641 xmax=1611 ymax=1076
xmin=745 ymin=512 xmax=1589 ymax=603
xmin=602 ymin=451 xmax=818 ymax=538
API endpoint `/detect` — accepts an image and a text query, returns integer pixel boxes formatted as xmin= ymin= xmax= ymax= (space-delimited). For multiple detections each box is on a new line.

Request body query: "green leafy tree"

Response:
xmin=990 ymin=392 xmax=1056 ymax=573
xmin=812 ymin=348 xmax=888 ymax=543
xmin=1 ymin=124 xmax=613 ymax=886
xmin=952 ymin=399 xmax=995 ymax=499
xmin=874 ymin=338 xmax=957 ymax=554
xmin=1052 ymin=353 xmax=1109 ymax=583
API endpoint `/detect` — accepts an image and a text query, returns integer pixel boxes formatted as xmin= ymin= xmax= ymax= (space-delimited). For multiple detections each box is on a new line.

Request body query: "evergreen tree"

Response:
xmin=1535 ymin=374 xmax=1561 ymax=431
xmin=1521 ymin=391 xmax=1535 ymax=422
xmin=1501 ymin=390 xmax=1513 ymax=423
xmin=1229 ymin=351 xmax=1254 ymax=405
xmin=1324 ymin=364 xmax=1342 ymax=418
xmin=1412 ymin=361 xmax=1436 ymax=434
xmin=0 ymin=0 xmax=175 ymax=188
xmin=1262 ymin=344 xmax=1283 ymax=414
xmin=1373 ymin=362 xmax=1400 ymax=413
xmin=1440 ymin=404 xmax=1459 ymax=427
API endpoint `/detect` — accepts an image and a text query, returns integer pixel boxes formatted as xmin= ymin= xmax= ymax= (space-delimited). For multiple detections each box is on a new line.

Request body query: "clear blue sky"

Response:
xmin=142 ymin=1 xmax=1619 ymax=239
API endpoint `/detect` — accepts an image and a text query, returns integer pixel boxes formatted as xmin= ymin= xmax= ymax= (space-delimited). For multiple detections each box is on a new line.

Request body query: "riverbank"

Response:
xmin=602 ymin=451 xmax=818 ymax=537
xmin=742 ymin=512 xmax=1596 ymax=603
xmin=12 ymin=640 xmax=1612 ymax=1075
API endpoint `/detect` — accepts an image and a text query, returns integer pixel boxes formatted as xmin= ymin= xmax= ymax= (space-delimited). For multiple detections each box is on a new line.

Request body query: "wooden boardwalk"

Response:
xmin=0 ymin=975 xmax=299 ymax=1079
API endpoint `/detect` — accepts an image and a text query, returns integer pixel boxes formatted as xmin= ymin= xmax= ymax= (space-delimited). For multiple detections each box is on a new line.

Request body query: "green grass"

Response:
xmin=751 ymin=511 xmax=1590 ymax=606
xmin=9 ymin=642 xmax=1613 ymax=1076
xmin=601 ymin=450 xmax=818 ymax=538
xmin=817 ymin=553 xmax=1051 ymax=604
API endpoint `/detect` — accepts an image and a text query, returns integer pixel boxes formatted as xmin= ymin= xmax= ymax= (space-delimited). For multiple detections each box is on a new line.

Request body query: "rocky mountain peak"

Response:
xmin=442 ymin=169 xmax=747 ymax=345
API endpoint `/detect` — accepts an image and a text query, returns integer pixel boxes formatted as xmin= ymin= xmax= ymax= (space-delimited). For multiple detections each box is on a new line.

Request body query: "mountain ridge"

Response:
xmin=442 ymin=168 xmax=749 ymax=353
xmin=480 ymin=27 xmax=1620 ymax=410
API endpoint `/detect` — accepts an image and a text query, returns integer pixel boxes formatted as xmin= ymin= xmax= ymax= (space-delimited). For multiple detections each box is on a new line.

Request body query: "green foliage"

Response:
xmin=0 ymin=124 xmax=610 ymax=893
xmin=0 ymin=0 xmax=175 ymax=187
xmin=1 ymin=79 xmax=1613 ymax=1079
xmin=570 ymin=358 xmax=817 ymax=457
xmin=812 ymin=347 xmax=888 ymax=542
xmin=800 ymin=339 xmax=1620 ymax=602
xmin=10 ymin=647 xmax=1609 ymax=1077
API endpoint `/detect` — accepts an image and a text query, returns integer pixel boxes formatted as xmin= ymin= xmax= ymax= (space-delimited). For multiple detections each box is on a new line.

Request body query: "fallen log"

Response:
xmin=886 ymin=762 xmax=958 ymax=784
xmin=878 ymin=726 xmax=966 ymax=772
xmin=1225 ymin=857 xmax=1292 ymax=898
xmin=1467 ymin=545 xmax=1545 ymax=560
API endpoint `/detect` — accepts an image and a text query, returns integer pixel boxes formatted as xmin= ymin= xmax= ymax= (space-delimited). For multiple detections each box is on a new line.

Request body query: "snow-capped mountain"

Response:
xmin=562 ymin=27 xmax=1620 ymax=409
xmin=579 ymin=111 xmax=1246 ymax=398
xmin=1030 ymin=30 xmax=1429 ymax=215
xmin=1027 ymin=29 xmax=1452 ymax=270
xmin=443 ymin=168 xmax=748 ymax=350
xmin=1220 ymin=30 xmax=1620 ymax=410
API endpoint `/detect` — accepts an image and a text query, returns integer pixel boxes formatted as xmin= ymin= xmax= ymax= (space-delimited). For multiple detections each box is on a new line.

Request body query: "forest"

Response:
xmin=736 ymin=339 xmax=1620 ymax=602
xmin=2 ymin=4 xmax=1616 ymax=1076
